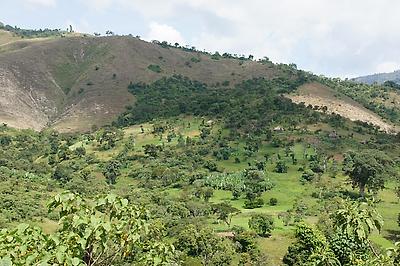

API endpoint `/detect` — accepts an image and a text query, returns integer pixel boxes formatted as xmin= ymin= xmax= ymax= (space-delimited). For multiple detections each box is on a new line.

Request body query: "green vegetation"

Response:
xmin=248 ymin=214 xmax=275 ymax=237
xmin=115 ymin=75 xmax=304 ymax=128
xmin=0 ymin=24 xmax=66 ymax=38
xmin=52 ymin=44 xmax=109 ymax=94
xmin=321 ymin=77 xmax=400 ymax=124
xmin=147 ymin=64 xmax=162 ymax=73
xmin=0 ymin=70 xmax=400 ymax=265
xmin=0 ymin=192 xmax=175 ymax=265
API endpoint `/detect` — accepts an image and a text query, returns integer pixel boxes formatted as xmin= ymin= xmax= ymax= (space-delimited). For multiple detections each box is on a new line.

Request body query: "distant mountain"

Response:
xmin=354 ymin=70 xmax=400 ymax=85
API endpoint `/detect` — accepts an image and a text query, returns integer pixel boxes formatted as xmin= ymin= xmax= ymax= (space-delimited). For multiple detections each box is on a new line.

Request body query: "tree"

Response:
xmin=0 ymin=135 xmax=11 ymax=146
xmin=283 ymin=223 xmax=333 ymax=265
xmin=175 ymin=225 xmax=235 ymax=265
xmin=78 ymin=168 xmax=91 ymax=180
xmin=52 ymin=164 xmax=71 ymax=183
xmin=269 ymin=198 xmax=278 ymax=206
xmin=248 ymin=214 xmax=274 ymax=237
xmin=0 ymin=192 xmax=176 ymax=265
xmin=330 ymin=200 xmax=383 ymax=244
xmin=212 ymin=202 xmax=240 ymax=226
xmin=274 ymin=160 xmax=288 ymax=173
xmin=343 ymin=150 xmax=394 ymax=197
xmin=300 ymin=169 xmax=316 ymax=184
xmin=203 ymin=187 xmax=214 ymax=202
xmin=285 ymin=198 xmax=400 ymax=265
xmin=57 ymin=144 xmax=71 ymax=161
xmin=102 ymin=160 xmax=121 ymax=185
xmin=200 ymin=127 xmax=211 ymax=139
xmin=204 ymin=160 xmax=217 ymax=172
xmin=242 ymin=169 xmax=273 ymax=209
xmin=96 ymin=127 xmax=123 ymax=150
xmin=74 ymin=146 xmax=86 ymax=157
xmin=143 ymin=144 xmax=163 ymax=157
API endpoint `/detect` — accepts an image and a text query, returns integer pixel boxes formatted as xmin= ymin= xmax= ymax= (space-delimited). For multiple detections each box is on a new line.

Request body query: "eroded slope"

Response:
xmin=287 ymin=82 xmax=396 ymax=132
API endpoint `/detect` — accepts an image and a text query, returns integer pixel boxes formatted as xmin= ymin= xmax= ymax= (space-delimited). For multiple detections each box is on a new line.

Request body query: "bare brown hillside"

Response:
xmin=287 ymin=82 xmax=397 ymax=132
xmin=0 ymin=35 xmax=281 ymax=132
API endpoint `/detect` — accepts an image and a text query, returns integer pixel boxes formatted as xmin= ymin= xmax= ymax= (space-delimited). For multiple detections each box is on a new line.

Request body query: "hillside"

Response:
xmin=287 ymin=82 xmax=397 ymax=132
xmin=0 ymin=31 xmax=285 ymax=132
xmin=1 ymin=24 xmax=400 ymax=266
xmin=1 ymin=25 xmax=399 ymax=133
xmin=354 ymin=70 xmax=400 ymax=85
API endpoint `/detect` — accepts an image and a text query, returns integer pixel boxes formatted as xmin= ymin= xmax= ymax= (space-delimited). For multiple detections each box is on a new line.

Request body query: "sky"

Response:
xmin=1 ymin=0 xmax=400 ymax=78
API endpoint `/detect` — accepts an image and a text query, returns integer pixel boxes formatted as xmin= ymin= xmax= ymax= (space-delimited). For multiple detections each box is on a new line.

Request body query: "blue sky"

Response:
xmin=2 ymin=0 xmax=400 ymax=78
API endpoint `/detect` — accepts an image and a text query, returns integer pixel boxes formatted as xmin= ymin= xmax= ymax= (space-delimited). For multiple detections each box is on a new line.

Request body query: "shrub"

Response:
xmin=300 ymin=170 xmax=316 ymax=184
xmin=147 ymin=64 xmax=162 ymax=73
xmin=248 ymin=214 xmax=274 ymax=237
xmin=274 ymin=160 xmax=288 ymax=173
xmin=243 ymin=198 xmax=264 ymax=209
xmin=269 ymin=198 xmax=278 ymax=206
xmin=204 ymin=160 xmax=217 ymax=172
xmin=190 ymin=57 xmax=201 ymax=63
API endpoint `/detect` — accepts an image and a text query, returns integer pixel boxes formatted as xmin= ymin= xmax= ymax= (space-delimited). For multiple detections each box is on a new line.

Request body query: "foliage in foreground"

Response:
xmin=284 ymin=200 xmax=400 ymax=266
xmin=0 ymin=192 xmax=176 ymax=265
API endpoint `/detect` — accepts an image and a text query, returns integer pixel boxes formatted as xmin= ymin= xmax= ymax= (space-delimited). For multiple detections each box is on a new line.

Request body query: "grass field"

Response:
xmin=64 ymin=116 xmax=400 ymax=265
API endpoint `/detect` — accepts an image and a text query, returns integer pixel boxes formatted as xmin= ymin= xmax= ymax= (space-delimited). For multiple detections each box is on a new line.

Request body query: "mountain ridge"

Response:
xmin=0 ymin=31 xmax=286 ymax=132
xmin=0 ymin=25 xmax=399 ymax=133
xmin=354 ymin=69 xmax=400 ymax=85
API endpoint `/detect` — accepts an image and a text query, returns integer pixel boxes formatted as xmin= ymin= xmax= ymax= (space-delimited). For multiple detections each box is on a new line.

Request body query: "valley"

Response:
xmin=0 ymin=23 xmax=399 ymax=265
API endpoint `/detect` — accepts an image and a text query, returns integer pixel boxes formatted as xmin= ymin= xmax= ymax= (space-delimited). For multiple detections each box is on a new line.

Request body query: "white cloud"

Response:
xmin=82 ymin=0 xmax=181 ymax=16
xmin=376 ymin=62 xmax=400 ymax=74
xmin=66 ymin=0 xmax=400 ymax=77
xmin=82 ymin=0 xmax=112 ymax=11
xmin=64 ymin=19 xmax=91 ymax=34
xmin=144 ymin=22 xmax=185 ymax=45
xmin=25 ymin=0 xmax=56 ymax=7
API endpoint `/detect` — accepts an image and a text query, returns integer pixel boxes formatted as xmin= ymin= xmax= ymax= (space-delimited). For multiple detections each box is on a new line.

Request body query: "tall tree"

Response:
xmin=103 ymin=160 xmax=121 ymax=185
xmin=343 ymin=150 xmax=394 ymax=197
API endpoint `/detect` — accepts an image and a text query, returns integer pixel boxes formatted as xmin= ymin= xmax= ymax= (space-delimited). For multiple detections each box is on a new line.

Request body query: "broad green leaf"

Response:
xmin=71 ymin=257 xmax=80 ymax=266
xmin=0 ymin=257 xmax=12 ymax=266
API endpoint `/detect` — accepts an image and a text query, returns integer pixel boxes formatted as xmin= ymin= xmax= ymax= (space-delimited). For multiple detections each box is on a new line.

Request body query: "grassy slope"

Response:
xmin=0 ymin=29 xmax=22 ymax=45
xmin=65 ymin=117 xmax=399 ymax=265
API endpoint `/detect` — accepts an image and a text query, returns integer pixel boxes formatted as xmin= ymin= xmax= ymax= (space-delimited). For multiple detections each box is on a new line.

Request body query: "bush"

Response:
xmin=248 ymin=214 xmax=274 ymax=237
xmin=244 ymin=198 xmax=264 ymax=209
xmin=204 ymin=160 xmax=217 ymax=172
xmin=190 ymin=57 xmax=201 ymax=63
xmin=269 ymin=198 xmax=278 ymax=206
xmin=147 ymin=64 xmax=162 ymax=73
xmin=300 ymin=170 xmax=315 ymax=184
xmin=398 ymin=213 xmax=400 ymax=227
xmin=274 ymin=160 xmax=288 ymax=173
